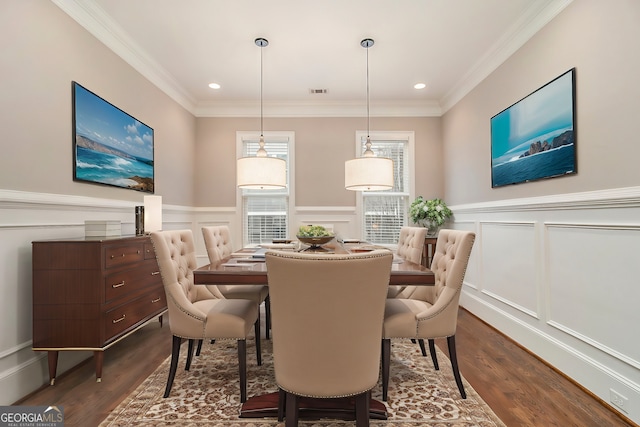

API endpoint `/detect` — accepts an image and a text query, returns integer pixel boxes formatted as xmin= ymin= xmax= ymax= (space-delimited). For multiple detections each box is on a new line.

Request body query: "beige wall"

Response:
xmin=0 ymin=1 xmax=197 ymax=206
xmin=195 ymin=116 xmax=442 ymax=207
xmin=443 ymin=0 xmax=640 ymax=205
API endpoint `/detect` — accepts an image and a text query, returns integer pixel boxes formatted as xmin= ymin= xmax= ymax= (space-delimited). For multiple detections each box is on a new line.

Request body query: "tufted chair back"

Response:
xmin=202 ymin=225 xmax=233 ymax=261
xmin=201 ymin=226 xmax=235 ymax=299
xmin=396 ymin=226 xmax=427 ymax=264
xmin=150 ymin=229 xmax=217 ymax=337
xmin=388 ymin=226 xmax=427 ymax=299
xmin=412 ymin=229 xmax=475 ymax=337
xmin=266 ymin=249 xmax=392 ymax=418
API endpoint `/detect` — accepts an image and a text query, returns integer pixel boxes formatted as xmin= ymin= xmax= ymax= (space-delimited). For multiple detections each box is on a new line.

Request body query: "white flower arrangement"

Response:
xmin=409 ymin=197 xmax=452 ymax=228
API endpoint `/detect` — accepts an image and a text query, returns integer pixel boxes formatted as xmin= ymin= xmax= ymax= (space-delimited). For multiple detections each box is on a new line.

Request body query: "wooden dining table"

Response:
xmin=192 ymin=242 xmax=435 ymax=420
xmin=194 ymin=243 xmax=435 ymax=287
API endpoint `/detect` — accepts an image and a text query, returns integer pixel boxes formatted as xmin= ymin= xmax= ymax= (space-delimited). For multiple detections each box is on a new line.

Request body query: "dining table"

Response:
xmin=193 ymin=240 xmax=435 ymax=421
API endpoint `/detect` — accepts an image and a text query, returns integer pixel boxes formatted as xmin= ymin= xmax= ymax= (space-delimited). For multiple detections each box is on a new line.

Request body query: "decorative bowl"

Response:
xmin=297 ymin=235 xmax=334 ymax=247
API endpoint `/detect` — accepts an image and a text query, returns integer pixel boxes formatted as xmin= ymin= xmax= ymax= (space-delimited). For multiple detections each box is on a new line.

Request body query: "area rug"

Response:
xmin=100 ymin=338 xmax=505 ymax=426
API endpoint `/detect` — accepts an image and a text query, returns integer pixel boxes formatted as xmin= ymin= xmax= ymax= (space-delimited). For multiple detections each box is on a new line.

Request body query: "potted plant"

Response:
xmin=409 ymin=196 xmax=452 ymax=236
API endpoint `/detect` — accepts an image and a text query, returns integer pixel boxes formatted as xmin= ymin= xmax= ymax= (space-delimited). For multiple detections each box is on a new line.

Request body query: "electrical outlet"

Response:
xmin=610 ymin=388 xmax=628 ymax=413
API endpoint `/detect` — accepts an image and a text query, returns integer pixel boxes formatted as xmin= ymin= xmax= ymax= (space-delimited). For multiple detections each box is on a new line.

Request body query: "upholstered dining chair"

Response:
xmin=150 ymin=229 xmax=261 ymax=402
xmin=387 ymin=226 xmax=428 ymax=298
xmin=202 ymin=225 xmax=271 ymax=339
xmin=265 ymin=250 xmax=393 ymax=427
xmin=382 ymin=229 xmax=475 ymax=401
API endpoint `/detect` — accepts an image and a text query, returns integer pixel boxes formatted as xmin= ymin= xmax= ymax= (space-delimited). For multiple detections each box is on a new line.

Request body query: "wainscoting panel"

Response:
xmin=479 ymin=221 xmax=539 ymax=318
xmin=454 ymin=186 xmax=640 ymax=424
xmin=546 ymin=223 xmax=640 ymax=369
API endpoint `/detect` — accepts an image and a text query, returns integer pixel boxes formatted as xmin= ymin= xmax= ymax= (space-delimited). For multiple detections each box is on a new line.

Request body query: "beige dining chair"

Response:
xmin=387 ymin=226 xmax=428 ymax=298
xmin=202 ymin=225 xmax=271 ymax=339
xmin=382 ymin=229 xmax=475 ymax=401
xmin=150 ymin=229 xmax=262 ymax=402
xmin=265 ymin=250 xmax=393 ymax=427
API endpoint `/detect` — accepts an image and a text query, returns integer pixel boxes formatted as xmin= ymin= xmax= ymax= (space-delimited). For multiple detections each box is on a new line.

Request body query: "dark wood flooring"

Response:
xmin=15 ymin=309 xmax=636 ymax=427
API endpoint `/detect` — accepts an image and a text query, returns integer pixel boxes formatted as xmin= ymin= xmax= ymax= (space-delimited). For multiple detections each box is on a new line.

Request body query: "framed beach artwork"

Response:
xmin=72 ymin=81 xmax=154 ymax=193
xmin=490 ymin=68 xmax=576 ymax=188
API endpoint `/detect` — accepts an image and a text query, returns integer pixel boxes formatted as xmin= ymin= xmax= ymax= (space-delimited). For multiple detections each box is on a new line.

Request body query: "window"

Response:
xmin=357 ymin=131 xmax=413 ymax=244
xmin=237 ymin=132 xmax=294 ymax=246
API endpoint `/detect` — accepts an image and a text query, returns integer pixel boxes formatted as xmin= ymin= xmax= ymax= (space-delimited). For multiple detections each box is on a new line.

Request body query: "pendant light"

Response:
xmin=344 ymin=38 xmax=394 ymax=191
xmin=237 ymin=38 xmax=286 ymax=189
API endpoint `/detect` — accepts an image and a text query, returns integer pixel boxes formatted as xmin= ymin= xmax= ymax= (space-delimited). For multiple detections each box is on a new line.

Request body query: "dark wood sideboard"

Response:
xmin=32 ymin=235 xmax=167 ymax=384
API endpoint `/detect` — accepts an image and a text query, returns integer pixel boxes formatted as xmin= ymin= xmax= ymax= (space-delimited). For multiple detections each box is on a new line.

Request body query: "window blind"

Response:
xmin=241 ymin=138 xmax=290 ymax=245
xmin=361 ymin=139 xmax=409 ymax=244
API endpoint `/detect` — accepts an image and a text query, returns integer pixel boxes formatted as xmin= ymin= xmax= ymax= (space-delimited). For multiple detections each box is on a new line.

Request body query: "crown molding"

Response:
xmin=51 ymin=0 xmax=197 ymax=112
xmin=53 ymin=0 xmax=572 ymax=118
xmin=440 ymin=0 xmax=573 ymax=113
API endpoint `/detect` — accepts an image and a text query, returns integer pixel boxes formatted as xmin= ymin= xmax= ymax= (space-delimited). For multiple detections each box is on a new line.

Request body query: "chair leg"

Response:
xmin=447 ymin=335 xmax=466 ymax=399
xmin=254 ymin=317 xmax=262 ymax=366
xmin=195 ymin=339 xmax=203 ymax=356
xmin=382 ymin=338 xmax=391 ymax=401
xmin=428 ymin=338 xmax=439 ymax=370
xmin=238 ymin=339 xmax=247 ymax=402
xmin=277 ymin=387 xmax=286 ymax=422
xmin=164 ymin=335 xmax=181 ymax=398
xmin=418 ymin=339 xmax=427 ymax=356
xmin=185 ymin=339 xmax=195 ymax=370
xmin=265 ymin=295 xmax=271 ymax=340
xmin=285 ymin=392 xmax=299 ymax=427
xmin=355 ymin=391 xmax=370 ymax=427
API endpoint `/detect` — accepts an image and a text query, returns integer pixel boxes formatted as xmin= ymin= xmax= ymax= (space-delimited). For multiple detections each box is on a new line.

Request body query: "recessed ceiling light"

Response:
xmin=414 ymin=83 xmax=426 ymax=90
xmin=208 ymin=83 xmax=221 ymax=89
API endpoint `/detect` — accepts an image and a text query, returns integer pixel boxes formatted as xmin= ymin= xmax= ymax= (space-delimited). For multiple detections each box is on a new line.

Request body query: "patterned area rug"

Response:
xmin=100 ymin=338 xmax=505 ymax=426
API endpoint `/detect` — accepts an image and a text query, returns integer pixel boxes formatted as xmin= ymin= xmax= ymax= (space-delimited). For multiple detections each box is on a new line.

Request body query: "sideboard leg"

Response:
xmin=94 ymin=351 xmax=104 ymax=383
xmin=47 ymin=351 xmax=58 ymax=385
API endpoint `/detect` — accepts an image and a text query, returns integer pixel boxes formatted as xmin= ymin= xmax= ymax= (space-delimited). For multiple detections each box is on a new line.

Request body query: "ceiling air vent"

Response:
xmin=309 ymin=89 xmax=328 ymax=94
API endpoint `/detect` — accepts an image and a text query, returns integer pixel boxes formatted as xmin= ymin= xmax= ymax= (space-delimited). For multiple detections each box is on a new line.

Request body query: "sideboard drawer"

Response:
xmin=104 ymin=290 xmax=166 ymax=342
xmin=104 ymin=259 xmax=162 ymax=303
xmin=105 ymin=243 xmax=145 ymax=269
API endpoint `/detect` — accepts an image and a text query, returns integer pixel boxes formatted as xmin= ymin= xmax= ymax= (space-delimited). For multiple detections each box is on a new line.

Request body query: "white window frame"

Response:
xmin=354 ymin=131 xmax=415 ymax=245
xmin=236 ymin=131 xmax=295 ymax=246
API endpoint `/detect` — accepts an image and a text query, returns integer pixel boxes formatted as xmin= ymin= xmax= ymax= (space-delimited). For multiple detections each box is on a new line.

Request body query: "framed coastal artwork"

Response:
xmin=490 ymin=68 xmax=576 ymax=188
xmin=72 ymin=81 xmax=154 ymax=193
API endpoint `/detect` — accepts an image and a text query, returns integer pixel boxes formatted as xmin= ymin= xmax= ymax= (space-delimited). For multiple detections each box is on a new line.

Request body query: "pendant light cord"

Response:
xmin=366 ymin=43 xmax=370 ymax=139
xmin=254 ymin=38 xmax=269 ymax=155
xmin=361 ymin=38 xmax=374 ymax=156
xmin=260 ymin=41 xmax=264 ymax=138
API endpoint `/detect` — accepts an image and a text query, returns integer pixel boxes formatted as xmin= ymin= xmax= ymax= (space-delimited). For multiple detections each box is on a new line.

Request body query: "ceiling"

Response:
xmin=53 ymin=0 xmax=571 ymax=117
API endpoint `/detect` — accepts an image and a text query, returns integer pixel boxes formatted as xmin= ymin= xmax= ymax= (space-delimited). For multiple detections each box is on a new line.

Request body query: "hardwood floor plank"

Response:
xmin=15 ymin=318 xmax=172 ymax=427
xmin=440 ymin=309 xmax=636 ymax=427
xmin=15 ymin=310 xmax=636 ymax=426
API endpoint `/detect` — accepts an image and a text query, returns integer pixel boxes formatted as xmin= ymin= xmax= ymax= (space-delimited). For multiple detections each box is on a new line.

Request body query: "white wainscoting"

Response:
xmin=0 ymin=191 xmax=360 ymax=404
xmin=3 ymin=187 xmax=640 ymax=424
xmin=453 ymin=186 xmax=640 ymax=424
xmin=0 ymin=190 xmax=194 ymax=405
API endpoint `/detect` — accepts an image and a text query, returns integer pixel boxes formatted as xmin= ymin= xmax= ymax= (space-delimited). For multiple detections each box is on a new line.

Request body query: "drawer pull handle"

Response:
xmin=137 ymin=250 xmax=141 ymax=254
xmin=112 ymin=315 xmax=126 ymax=324
xmin=112 ymin=281 xmax=125 ymax=288
xmin=151 ymin=271 xmax=160 ymax=276
xmin=151 ymin=298 xmax=161 ymax=303
xmin=110 ymin=254 xmax=126 ymax=259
